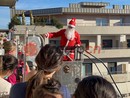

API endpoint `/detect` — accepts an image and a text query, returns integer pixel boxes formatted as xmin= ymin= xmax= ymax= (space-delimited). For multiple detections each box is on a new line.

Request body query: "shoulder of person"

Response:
xmin=11 ymin=82 xmax=27 ymax=90
xmin=60 ymin=85 xmax=71 ymax=98
xmin=9 ymin=82 xmax=27 ymax=98
xmin=60 ymin=85 xmax=69 ymax=91
xmin=0 ymin=78 xmax=12 ymax=95
xmin=0 ymin=78 xmax=12 ymax=86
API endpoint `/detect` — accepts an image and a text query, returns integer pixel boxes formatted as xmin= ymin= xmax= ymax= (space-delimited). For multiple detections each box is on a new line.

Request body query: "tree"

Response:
xmin=30 ymin=11 xmax=34 ymax=25
xmin=8 ymin=15 xmax=21 ymax=29
xmin=51 ymin=17 xmax=63 ymax=29
xmin=34 ymin=17 xmax=46 ymax=26
xmin=22 ymin=11 xmax=26 ymax=25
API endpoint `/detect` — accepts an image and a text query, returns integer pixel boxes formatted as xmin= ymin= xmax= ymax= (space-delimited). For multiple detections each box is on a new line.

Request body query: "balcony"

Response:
xmin=76 ymin=23 xmax=130 ymax=26
xmin=83 ymin=48 xmax=130 ymax=59
xmin=15 ymin=24 xmax=130 ymax=35
xmin=83 ymin=71 xmax=130 ymax=83
xmin=76 ymin=26 xmax=130 ymax=35
xmin=93 ymin=72 xmax=130 ymax=95
xmin=104 ymin=73 xmax=130 ymax=83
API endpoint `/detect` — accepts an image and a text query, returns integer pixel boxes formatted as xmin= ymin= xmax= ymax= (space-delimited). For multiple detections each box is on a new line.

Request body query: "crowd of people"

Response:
xmin=0 ymin=18 xmax=118 ymax=98
xmin=1 ymin=44 xmax=118 ymax=98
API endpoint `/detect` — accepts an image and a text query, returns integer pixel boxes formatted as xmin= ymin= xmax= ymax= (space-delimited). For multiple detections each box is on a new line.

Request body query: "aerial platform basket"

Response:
xmin=54 ymin=61 xmax=83 ymax=94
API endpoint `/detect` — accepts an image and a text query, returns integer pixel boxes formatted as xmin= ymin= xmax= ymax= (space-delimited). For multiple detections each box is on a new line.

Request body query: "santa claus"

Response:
xmin=42 ymin=18 xmax=81 ymax=61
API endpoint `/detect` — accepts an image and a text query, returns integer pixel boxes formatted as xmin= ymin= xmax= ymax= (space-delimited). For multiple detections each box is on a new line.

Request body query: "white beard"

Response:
xmin=65 ymin=27 xmax=75 ymax=40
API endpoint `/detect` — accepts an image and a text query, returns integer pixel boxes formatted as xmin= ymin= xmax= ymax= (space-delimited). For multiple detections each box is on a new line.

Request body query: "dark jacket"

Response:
xmin=9 ymin=82 xmax=71 ymax=98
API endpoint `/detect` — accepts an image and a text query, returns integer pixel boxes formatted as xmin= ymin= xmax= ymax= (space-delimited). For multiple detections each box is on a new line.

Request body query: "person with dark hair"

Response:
xmin=3 ymin=41 xmax=30 ymax=84
xmin=73 ymin=75 xmax=117 ymax=98
xmin=3 ymin=41 xmax=18 ymax=85
xmin=33 ymin=78 xmax=63 ymax=98
xmin=0 ymin=55 xmax=18 ymax=96
xmin=9 ymin=44 xmax=71 ymax=98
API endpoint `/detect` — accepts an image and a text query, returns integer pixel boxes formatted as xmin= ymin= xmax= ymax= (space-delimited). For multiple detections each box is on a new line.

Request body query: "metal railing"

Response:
xmin=83 ymin=72 xmax=130 ymax=83
xmin=76 ymin=23 xmax=130 ymax=26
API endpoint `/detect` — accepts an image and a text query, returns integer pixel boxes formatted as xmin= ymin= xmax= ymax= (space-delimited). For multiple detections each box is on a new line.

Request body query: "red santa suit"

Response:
xmin=44 ymin=18 xmax=81 ymax=61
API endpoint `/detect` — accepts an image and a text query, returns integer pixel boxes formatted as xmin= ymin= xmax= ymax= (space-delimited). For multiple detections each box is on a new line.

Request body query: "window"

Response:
xmin=118 ymin=64 xmax=126 ymax=74
xmin=82 ymin=63 xmax=92 ymax=76
xmin=127 ymin=39 xmax=130 ymax=48
xmin=96 ymin=18 xmax=108 ymax=26
xmin=112 ymin=18 xmax=123 ymax=26
xmin=49 ymin=40 xmax=60 ymax=46
xmin=102 ymin=39 xmax=112 ymax=49
xmin=108 ymin=62 xmax=117 ymax=74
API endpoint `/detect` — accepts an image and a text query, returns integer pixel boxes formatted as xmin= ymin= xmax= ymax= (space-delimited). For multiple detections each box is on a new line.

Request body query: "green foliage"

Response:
xmin=34 ymin=17 xmax=63 ymax=29
xmin=34 ymin=17 xmax=46 ymax=26
xmin=22 ymin=11 xmax=25 ymax=25
xmin=56 ymin=23 xmax=63 ymax=29
xmin=8 ymin=15 xmax=21 ymax=29
xmin=51 ymin=17 xmax=58 ymax=26
xmin=30 ymin=11 xmax=34 ymax=25
xmin=51 ymin=17 xmax=63 ymax=29
xmin=8 ymin=15 xmax=63 ymax=29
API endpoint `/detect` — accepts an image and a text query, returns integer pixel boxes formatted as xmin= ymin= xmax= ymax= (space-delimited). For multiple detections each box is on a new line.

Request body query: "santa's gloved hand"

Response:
xmin=76 ymin=45 xmax=84 ymax=53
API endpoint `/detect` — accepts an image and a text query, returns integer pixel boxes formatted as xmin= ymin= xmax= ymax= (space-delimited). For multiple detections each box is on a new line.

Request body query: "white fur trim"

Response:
xmin=76 ymin=44 xmax=80 ymax=46
xmin=69 ymin=24 xmax=75 ymax=28
xmin=69 ymin=53 xmax=74 ymax=55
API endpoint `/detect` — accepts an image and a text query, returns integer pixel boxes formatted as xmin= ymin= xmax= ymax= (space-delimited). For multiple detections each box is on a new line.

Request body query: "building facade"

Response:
xmin=13 ymin=2 xmax=130 ymax=97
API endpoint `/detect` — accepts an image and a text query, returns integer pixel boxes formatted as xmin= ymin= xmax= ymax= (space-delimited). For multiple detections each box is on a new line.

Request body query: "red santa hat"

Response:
xmin=69 ymin=18 xmax=76 ymax=28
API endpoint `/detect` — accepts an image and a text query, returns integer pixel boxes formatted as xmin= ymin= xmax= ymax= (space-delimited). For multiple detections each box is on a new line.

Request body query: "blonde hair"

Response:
xmin=3 ymin=41 xmax=16 ymax=54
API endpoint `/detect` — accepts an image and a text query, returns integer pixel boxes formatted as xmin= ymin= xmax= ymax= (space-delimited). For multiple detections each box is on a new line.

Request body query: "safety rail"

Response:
xmin=76 ymin=23 xmax=130 ymax=26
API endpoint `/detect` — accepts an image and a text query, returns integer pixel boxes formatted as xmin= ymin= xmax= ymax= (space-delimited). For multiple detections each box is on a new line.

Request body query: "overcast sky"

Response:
xmin=0 ymin=0 xmax=130 ymax=29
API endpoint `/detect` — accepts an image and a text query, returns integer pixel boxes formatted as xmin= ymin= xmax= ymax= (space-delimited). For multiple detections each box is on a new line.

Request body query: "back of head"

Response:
xmin=33 ymin=78 xmax=63 ymax=98
xmin=74 ymin=75 xmax=117 ymax=98
xmin=35 ymin=44 xmax=63 ymax=73
xmin=2 ymin=54 xmax=18 ymax=71
xmin=26 ymin=44 xmax=63 ymax=98
xmin=3 ymin=41 xmax=16 ymax=54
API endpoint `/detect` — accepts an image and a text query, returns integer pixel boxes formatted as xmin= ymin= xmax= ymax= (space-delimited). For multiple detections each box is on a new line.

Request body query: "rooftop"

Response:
xmin=0 ymin=0 xmax=16 ymax=8
xmin=14 ymin=2 xmax=130 ymax=17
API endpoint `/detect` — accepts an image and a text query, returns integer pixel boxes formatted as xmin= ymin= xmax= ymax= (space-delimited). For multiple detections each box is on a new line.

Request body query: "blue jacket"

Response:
xmin=9 ymin=82 xmax=71 ymax=98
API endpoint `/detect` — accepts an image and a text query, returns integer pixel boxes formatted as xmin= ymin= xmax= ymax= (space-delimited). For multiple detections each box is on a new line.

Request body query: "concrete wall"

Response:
xmin=15 ymin=25 xmax=130 ymax=35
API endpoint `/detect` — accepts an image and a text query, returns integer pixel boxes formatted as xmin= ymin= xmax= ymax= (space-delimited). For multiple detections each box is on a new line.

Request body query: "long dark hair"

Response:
xmin=2 ymin=54 xmax=18 ymax=71
xmin=33 ymin=78 xmax=62 ymax=98
xmin=26 ymin=44 xmax=63 ymax=98
xmin=74 ymin=75 xmax=117 ymax=98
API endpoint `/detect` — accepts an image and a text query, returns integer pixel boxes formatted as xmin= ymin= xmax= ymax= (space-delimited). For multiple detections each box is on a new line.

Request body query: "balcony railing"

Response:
xmin=104 ymin=73 xmax=130 ymax=83
xmin=102 ymin=47 xmax=130 ymax=50
xmin=84 ymin=72 xmax=130 ymax=83
xmin=76 ymin=23 xmax=130 ymax=26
